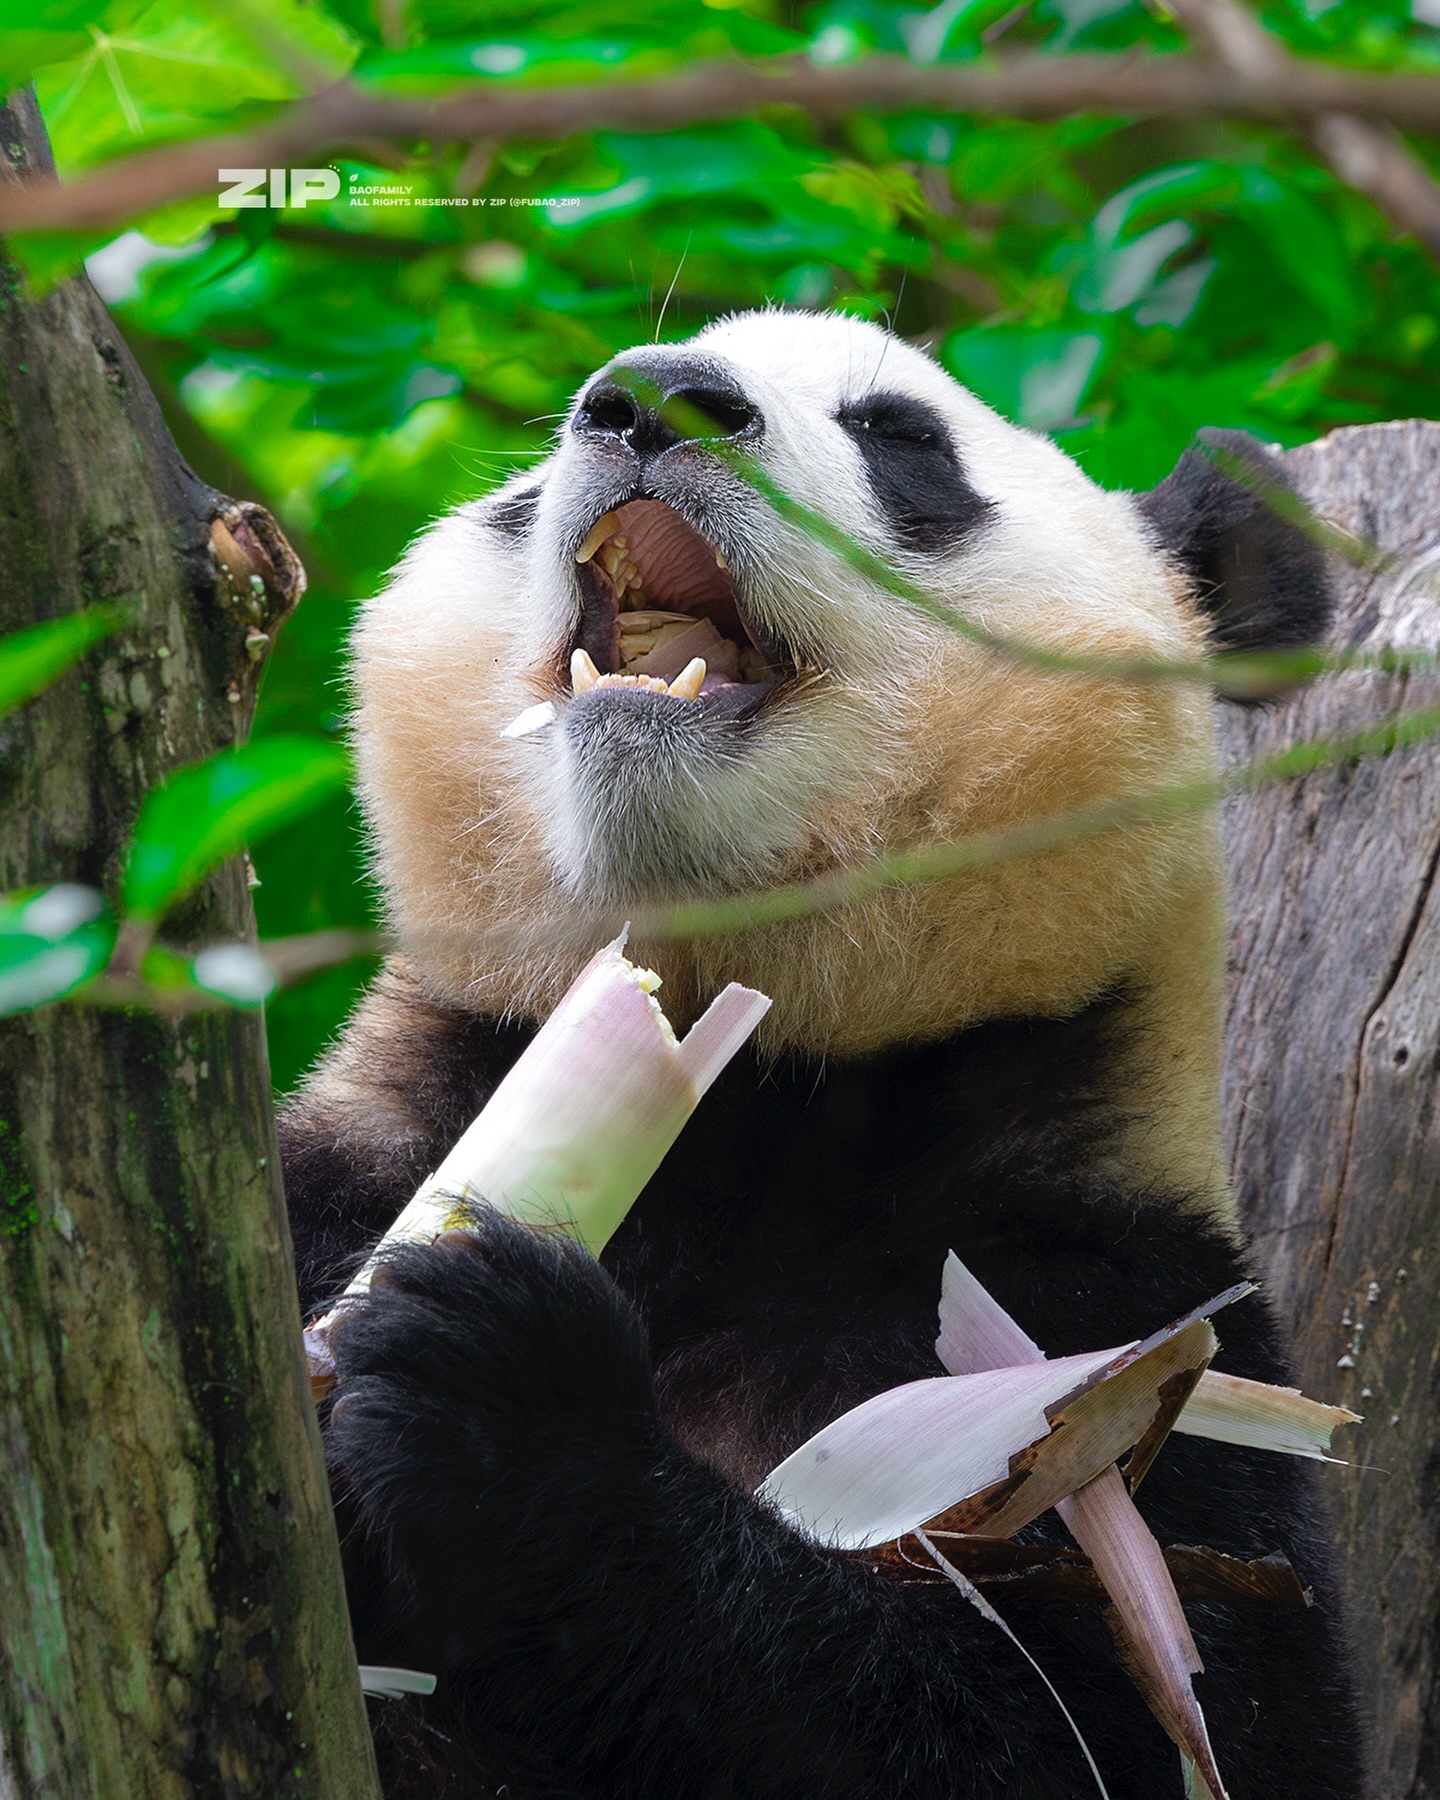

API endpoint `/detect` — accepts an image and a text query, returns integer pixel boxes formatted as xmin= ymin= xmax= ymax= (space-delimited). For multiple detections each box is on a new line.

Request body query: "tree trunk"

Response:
xmin=0 ymin=91 xmax=380 ymax=1799
xmin=1222 ymin=420 xmax=1440 ymax=1800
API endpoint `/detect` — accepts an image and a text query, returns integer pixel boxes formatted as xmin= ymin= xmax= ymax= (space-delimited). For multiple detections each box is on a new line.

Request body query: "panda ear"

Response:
xmin=1136 ymin=427 xmax=1334 ymax=660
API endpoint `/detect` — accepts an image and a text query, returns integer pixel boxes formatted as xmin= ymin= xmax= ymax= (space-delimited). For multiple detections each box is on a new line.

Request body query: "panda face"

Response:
xmin=476 ymin=312 xmax=1203 ymax=904
xmin=352 ymin=309 xmax=1219 ymax=1059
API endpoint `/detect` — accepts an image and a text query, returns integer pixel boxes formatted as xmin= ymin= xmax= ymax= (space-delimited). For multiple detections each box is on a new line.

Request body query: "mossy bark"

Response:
xmin=0 ymin=91 xmax=380 ymax=1798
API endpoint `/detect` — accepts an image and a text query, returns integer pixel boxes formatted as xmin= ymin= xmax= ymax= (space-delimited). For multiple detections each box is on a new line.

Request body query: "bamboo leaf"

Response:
xmin=935 ymin=1253 xmax=1233 ymax=1798
xmin=760 ymin=1316 xmax=1217 ymax=1553
xmin=942 ymin=1319 xmax=1215 ymax=1539
xmin=935 ymin=1248 xmax=1045 ymax=1374
xmin=189 ymin=943 xmax=277 ymax=1007
xmin=1061 ymin=1469 xmax=1230 ymax=1800
xmin=1173 ymin=1371 xmax=1360 ymax=1460
xmin=760 ymin=1346 xmax=1125 ymax=1552
xmin=357 ymin=1667 xmax=437 ymax=1700
xmin=936 ymin=1251 xmax=1357 ymax=1464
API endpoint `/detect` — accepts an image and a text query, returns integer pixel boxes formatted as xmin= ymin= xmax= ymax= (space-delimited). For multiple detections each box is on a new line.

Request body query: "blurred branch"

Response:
xmin=1165 ymin=0 xmax=1440 ymax=261
xmin=1308 ymin=114 xmax=1440 ymax=258
xmin=77 ymin=927 xmax=383 ymax=1016
xmin=262 ymin=925 xmax=383 ymax=981
xmin=59 ymin=692 xmax=1440 ymax=1003
xmin=4 ymin=52 xmax=1440 ymax=233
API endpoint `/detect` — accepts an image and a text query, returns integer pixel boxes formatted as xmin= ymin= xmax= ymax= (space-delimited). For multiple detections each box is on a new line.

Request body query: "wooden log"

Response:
xmin=1221 ymin=419 xmax=1440 ymax=1800
xmin=0 ymin=92 xmax=381 ymax=1798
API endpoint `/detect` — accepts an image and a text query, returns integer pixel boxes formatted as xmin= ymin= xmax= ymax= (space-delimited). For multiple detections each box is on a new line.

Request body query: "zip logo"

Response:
xmin=218 ymin=169 xmax=340 ymax=208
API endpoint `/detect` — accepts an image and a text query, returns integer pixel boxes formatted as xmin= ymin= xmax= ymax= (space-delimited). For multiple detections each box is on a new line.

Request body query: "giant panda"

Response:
xmin=279 ymin=309 xmax=1366 ymax=1799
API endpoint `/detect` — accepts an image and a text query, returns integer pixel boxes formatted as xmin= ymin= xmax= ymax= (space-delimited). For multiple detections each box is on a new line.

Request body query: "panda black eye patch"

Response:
xmin=836 ymin=391 xmax=994 ymax=554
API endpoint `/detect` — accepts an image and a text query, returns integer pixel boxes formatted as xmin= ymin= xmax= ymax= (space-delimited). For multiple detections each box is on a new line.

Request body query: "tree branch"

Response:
xmin=1308 ymin=113 xmax=1440 ymax=257
xmin=3 ymin=52 xmax=1440 ymax=234
xmin=1164 ymin=0 xmax=1440 ymax=261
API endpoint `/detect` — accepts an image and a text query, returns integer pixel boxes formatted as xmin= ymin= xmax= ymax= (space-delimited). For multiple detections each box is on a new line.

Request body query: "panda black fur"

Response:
xmin=279 ymin=310 xmax=1365 ymax=1799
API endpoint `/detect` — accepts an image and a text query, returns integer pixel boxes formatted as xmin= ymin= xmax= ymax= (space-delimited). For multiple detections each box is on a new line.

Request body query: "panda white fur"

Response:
xmin=280 ymin=310 xmax=1365 ymax=1798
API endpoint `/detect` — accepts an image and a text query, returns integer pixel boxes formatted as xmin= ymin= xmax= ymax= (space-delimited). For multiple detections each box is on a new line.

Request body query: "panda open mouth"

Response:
xmin=567 ymin=499 xmax=797 ymax=723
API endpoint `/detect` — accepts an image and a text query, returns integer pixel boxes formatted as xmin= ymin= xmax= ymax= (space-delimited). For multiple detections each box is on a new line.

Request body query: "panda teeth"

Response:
xmin=595 ymin=672 xmax=677 ymax=696
xmin=575 ymin=513 xmax=621 ymax=564
xmin=667 ymin=657 xmax=707 ymax=703
xmin=597 ymin=539 xmax=630 ymax=580
xmin=570 ymin=647 xmax=707 ymax=704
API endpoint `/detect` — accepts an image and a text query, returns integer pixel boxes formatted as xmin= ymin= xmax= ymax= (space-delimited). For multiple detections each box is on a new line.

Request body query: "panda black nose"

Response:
xmin=573 ymin=358 xmax=762 ymax=459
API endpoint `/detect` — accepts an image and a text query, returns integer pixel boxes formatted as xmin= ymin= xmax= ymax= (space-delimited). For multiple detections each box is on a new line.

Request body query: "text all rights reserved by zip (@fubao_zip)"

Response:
xmin=218 ymin=168 xmax=582 ymax=210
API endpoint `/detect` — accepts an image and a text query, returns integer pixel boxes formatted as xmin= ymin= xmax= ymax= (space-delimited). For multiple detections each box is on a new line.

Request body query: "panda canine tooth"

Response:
xmin=575 ymin=513 xmax=621 ymax=565
xmin=570 ymin=648 xmax=601 ymax=693
xmin=668 ymin=658 xmax=707 ymax=703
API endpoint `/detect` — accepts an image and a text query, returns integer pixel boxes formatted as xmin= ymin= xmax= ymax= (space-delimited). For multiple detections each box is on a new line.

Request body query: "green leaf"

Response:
xmin=0 ymin=0 xmax=131 ymax=85
xmin=353 ymin=33 xmax=676 ymax=94
xmin=124 ymin=736 xmax=350 ymax=920
xmin=34 ymin=0 xmax=358 ymax=173
xmin=1236 ymin=167 xmax=1359 ymax=334
xmin=8 ymin=227 xmax=123 ymax=293
xmin=0 ymin=607 xmax=127 ymax=720
xmin=1075 ymin=160 xmax=1359 ymax=335
xmin=0 ymin=885 xmax=114 ymax=1016
xmin=547 ymin=124 xmax=819 ymax=228
xmin=944 ymin=325 xmax=1110 ymax=432
xmin=131 ymin=937 xmax=277 ymax=1007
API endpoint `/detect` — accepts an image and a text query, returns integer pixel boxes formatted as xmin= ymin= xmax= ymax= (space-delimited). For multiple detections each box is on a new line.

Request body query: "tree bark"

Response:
xmin=0 ymin=91 xmax=380 ymax=1799
xmin=1222 ymin=420 xmax=1440 ymax=1800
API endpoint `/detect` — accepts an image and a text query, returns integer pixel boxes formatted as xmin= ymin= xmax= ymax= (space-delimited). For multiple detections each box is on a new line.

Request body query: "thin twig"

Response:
xmin=630 ymin=697 xmax=1440 ymax=941
xmin=693 ymin=410 xmax=1433 ymax=700
xmin=5 ymin=54 xmax=1440 ymax=233
xmin=44 ymin=691 xmax=1440 ymax=1016
xmin=913 ymin=1528 xmax=1114 ymax=1800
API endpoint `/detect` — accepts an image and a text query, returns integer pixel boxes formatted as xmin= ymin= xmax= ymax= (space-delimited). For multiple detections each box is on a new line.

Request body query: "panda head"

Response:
xmin=353 ymin=309 xmax=1329 ymax=1058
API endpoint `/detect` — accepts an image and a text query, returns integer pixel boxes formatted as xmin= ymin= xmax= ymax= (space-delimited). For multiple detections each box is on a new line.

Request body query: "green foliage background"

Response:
xmin=9 ymin=0 xmax=1440 ymax=1089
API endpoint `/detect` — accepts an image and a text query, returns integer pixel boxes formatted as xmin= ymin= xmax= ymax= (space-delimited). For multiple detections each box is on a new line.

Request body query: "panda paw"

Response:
xmin=324 ymin=1206 xmax=666 ymax=1660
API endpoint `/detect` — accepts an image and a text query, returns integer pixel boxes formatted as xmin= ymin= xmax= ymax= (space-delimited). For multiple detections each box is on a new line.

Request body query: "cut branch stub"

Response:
xmin=207 ymin=499 xmax=306 ymax=714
